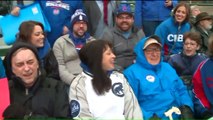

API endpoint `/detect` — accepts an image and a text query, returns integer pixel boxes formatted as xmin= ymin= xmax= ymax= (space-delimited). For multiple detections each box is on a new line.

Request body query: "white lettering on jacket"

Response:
xmin=167 ymin=34 xmax=183 ymax=42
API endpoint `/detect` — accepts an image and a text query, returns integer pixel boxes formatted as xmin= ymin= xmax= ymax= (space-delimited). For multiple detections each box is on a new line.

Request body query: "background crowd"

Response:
xmin=0 ymin=0 xmax=213 ymax=119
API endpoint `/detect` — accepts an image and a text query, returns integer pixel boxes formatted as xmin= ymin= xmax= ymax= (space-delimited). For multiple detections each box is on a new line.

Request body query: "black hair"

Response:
xmin=79 ymin=40 xmax=113 ymax=95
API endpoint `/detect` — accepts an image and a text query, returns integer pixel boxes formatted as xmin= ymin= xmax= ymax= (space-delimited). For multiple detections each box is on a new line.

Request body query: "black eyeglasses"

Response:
xmin=144 ymin=48 xmax=161 ymax=54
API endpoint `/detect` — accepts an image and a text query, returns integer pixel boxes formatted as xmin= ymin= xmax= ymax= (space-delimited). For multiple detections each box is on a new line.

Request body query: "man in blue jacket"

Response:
xmin=124 ymin=35 xmax=193 ymax=119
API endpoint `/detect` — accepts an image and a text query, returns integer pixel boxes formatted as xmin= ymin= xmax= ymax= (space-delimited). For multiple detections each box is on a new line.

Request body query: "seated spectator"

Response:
xmin=189 ymin=5 xmax=201 ymax=27
xmin=102 ymin=3 xmax=145 ymax=72
xmin=168 ymin=32 xmax=206 ymax=97
xmin=124 ymin=35 xmax=193 ymax=119
xmin=15 ymin=20 xmax=60 ymax=80
xmin=53 ymin=9 xmax=95 ymax=86
xmin=69 ymin=40 xmax=142 ymax=119
xmin=192 ymin=34 xmax=213 ymax=119
xmin=155 ymin=2 xmax=191 ymax=59
xmin=2 ymin=42 xmax=70 ymax=119
xmin=191 ymin=12 xmax=213 ymax=54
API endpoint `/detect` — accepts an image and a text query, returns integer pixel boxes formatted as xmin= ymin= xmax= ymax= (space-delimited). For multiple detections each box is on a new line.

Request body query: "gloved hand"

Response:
xmin=202 ymin=110 xmax=213 ymax=119
xmin=149 ymin=113 xmax=161 ymax=120
xmin=3 ymin=103 xmax=32 ymax=119
xmin=179 ymin=105 xmax=194 ymax=120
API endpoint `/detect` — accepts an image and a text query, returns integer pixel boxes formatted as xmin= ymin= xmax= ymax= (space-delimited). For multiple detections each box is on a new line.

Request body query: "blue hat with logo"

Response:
xmin=116 ymin=3 xmax=133 ymax=16
xmin=71 ymin=9 xmax=88 ymax=27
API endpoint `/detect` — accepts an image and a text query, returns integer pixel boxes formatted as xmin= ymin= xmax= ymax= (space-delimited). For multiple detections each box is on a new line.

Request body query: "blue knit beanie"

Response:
xmin=71 ymin=9 xmax=88 ymax=27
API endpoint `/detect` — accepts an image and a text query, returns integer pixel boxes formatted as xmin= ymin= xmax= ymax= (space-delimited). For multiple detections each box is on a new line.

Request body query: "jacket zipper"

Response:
xmin=25 ymin=88 xmax=29 ymax=95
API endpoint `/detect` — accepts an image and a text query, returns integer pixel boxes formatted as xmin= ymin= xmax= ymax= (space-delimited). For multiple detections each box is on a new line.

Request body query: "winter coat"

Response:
xmin=124 ymin=36 xmax=193 ymax=119
xmin=53 ymin=34 xmax=95 ymax=85
xmin=69 ymin=71 xmax=142 ymax=119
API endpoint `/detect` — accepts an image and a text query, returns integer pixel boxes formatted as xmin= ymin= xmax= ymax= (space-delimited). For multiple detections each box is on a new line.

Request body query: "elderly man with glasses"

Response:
xmin=124 ymin=35 xmax=194 ymax=120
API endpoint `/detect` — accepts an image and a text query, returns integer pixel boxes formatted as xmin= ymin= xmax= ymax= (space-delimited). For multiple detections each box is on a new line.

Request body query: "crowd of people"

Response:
xmin=0 ymin=0 xmax=213 ymax=119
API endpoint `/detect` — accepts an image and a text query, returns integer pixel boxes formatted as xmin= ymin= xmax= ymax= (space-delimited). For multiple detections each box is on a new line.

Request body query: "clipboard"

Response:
xmin=0 ymin=3 xmax=51 ymax=45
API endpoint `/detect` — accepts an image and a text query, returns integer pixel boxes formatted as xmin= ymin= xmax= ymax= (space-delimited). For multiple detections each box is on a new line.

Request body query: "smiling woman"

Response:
xmin=155 ymin=2 xmax=191 ymax=58
xmin=15 ymin=20 xmax=60 ymax=80
xmin=69 ymin=40 xmax=142 ymax=119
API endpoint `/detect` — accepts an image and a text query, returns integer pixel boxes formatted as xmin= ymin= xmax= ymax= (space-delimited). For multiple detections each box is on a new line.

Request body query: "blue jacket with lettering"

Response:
xmin=123 ymin=36 xmax=193 ymax=119
xmin=155 ymin=17 xmax=190 ymax=55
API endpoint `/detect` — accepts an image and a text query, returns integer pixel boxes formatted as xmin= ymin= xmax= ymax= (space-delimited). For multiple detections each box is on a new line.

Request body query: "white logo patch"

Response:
xmin=146 ymin=75 xmax=155 ymax=82
xmin=79 ymin=15 xmax=83 ymax=21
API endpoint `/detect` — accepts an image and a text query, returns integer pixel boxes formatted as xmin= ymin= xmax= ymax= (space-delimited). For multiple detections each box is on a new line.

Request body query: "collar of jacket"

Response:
xmin=10 ymin=69 xmax=45 ymax=94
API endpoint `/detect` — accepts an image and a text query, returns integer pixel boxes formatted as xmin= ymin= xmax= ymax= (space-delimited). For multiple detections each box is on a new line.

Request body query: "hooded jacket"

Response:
xmin=123 ymin=36 xmax=193 ymax=119
xmin=3 ymin=42 xmax=70 ymax=118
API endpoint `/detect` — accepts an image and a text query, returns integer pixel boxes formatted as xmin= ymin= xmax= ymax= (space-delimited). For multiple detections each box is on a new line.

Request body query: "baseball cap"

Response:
xmin=116 ymin=3 xmax=133 ymax=16
xmin=143 ymin=35 xmax=162 ymax=50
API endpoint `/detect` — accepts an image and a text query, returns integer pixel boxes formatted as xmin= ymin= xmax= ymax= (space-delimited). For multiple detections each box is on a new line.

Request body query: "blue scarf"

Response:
xmin=37 ymin=39 xmax=50 ymax=65
xmin=69 ymin=32 xmax=90 ymax=52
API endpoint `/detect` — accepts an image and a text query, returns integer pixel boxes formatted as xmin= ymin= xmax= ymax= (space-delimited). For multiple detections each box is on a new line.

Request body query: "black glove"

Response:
xmin=149 ymin=113 xmax=161 ymax=120
xmin=3 ymin=103 xmax=32 ymax=119
xmin=179 ymin=105 xmax=194 ymax=120
xmin=202 ymin=110 xmax=213 ymax=119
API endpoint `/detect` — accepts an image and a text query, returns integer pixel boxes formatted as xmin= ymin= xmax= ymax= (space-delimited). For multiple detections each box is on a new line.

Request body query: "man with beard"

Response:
xmin=53 ymin=9 xmax=95 ymax=86
xmin=102 ymin=3 xmax=145 ymax=72
xmin=191 ymin=12 xmax=213 ymax=54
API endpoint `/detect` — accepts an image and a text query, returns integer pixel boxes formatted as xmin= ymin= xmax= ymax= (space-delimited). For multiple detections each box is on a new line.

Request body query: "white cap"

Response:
xmin=143 ymin=38 xmax=162 ymax=50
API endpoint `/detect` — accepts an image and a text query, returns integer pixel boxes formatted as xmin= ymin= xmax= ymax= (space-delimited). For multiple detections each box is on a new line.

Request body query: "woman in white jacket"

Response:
xmin=69 ymin=40 xmax=142 ymax=119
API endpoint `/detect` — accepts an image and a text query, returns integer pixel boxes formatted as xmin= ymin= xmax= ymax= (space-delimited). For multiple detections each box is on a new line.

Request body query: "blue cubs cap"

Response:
xmin=116 ymin=3 xmax=133 ymax=16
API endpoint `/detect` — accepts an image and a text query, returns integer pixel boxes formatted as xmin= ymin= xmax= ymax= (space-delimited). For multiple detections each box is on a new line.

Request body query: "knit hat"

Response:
xmin=70 ymin=9 xmax=88 ymax=26
xmin=116 ymin=3 xmax=133 ymax=16
xmin=195 ymin=12 xmax=212 ymax=24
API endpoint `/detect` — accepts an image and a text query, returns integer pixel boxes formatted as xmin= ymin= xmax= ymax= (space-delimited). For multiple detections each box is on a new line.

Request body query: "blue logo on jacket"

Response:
xmin=112 ymin=82 xmax=124 ymax=97
xmin=70 ymin=100 xmax=80 ymax=117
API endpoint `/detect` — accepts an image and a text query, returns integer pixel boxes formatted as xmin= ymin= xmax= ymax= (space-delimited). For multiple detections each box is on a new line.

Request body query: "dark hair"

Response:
xmin=208 ymin=34 xmax=213 ymax=57
xmin=79 ymin=40 xmax=113 ymax=95
xmin=17 ymin=20 xmax=45 ymax=43
xmin=183 ymin=32 xmax=201 ymax=45
xmin=173 ymin=2 xmax=191 ymax=24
